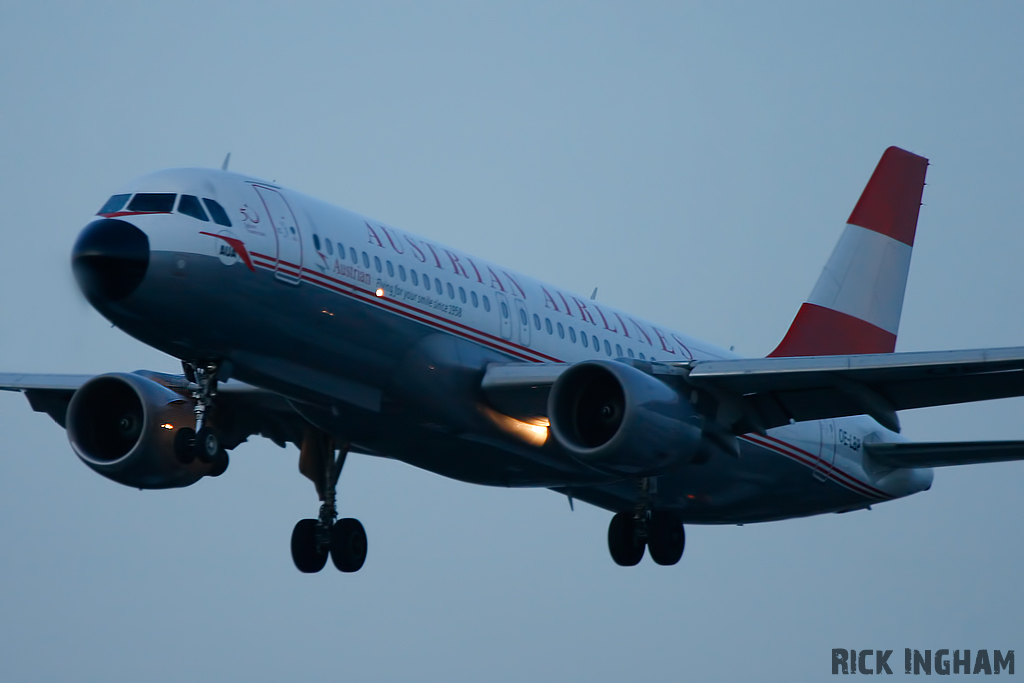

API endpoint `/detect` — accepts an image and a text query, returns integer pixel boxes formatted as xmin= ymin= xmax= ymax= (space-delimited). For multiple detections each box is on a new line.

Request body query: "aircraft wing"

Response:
xmin=482 ymin=346 xmax=1024 ymax=433
xmin=680 ymin=346 xmax=1024 ymax=433
xmin=865 ymin=441 xmax=1024 ymax=468
xmin=0 ymin=372 xmax=306 ymax=449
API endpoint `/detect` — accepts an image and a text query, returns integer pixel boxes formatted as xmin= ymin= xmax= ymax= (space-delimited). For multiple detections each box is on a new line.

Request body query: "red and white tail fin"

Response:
xmin=769 ymin=146 xmax=929 ymax=358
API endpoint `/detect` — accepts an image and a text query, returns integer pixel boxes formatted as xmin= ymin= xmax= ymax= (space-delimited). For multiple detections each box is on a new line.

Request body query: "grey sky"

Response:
xmin=1 ymin=2 xmax=1023 ymax=680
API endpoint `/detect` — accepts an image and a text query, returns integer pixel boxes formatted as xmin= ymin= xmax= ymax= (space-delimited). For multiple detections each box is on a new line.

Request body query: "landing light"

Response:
xmin=375 ymin=288 xmax=384 ymax=298
xmin=160 ymin=423 xmax=174 ymax=430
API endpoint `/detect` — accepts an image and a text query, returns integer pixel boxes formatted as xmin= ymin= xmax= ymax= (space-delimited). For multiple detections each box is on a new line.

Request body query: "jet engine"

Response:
xmin=547 ymin=360 xmax=702 ymax=476
xmin=66 ymin=372 xmax=211 ymax=489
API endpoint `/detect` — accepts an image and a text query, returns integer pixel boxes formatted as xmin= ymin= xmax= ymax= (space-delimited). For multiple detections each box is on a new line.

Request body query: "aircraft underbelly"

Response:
xmin=563 ymin=439 xmax=876 ymax=524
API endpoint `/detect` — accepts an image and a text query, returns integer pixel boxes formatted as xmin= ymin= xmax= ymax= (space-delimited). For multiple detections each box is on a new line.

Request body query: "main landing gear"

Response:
xmin=607 ymin=478 xmax=685 ymax=567
xmin=291 ymin=428 xmax=367 ymax=573
xmin=174 ymin=360 xmax=229 ymax=477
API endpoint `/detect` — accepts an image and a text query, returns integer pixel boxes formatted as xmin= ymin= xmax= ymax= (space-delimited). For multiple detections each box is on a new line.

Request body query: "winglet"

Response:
xmin=769 ymin=147 xmax=928 ymax=357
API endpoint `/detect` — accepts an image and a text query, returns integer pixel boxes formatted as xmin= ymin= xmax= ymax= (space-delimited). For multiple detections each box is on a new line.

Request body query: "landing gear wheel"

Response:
xmin=173 ymin=427 xmax=196 ymax=464
xmin=291 ymin=519 xmax=328 ymax=573
xmin=647 ymin=512 xmax=685 ymax=566
xmin=330 ymin=518 xmax=368 ymax=573
xmin=207 ymin=451 xmax=229 ymax=477
xmin=607 ymin=512 xmax=645 ymax=566
xmin=195 ymin=426 xmax=220 ymax=464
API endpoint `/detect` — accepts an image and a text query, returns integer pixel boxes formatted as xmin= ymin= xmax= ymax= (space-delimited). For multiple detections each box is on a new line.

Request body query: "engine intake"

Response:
xmin=548 ymin=360 xmax=701 ymax=476
xmin=67 ymin=373 xmax=209 ymax=488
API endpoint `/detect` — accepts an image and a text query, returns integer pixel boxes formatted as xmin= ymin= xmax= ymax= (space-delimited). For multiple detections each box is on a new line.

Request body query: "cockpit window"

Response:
xmin=203 ymin=198 xmax=232 ymax=227
xmin=127 ymin=193 xmax=176 ymax=213
xmin=98 ymin=194 xmax=131 ymax=215
xmin=177 ymin=195 xmax=209 ymax=222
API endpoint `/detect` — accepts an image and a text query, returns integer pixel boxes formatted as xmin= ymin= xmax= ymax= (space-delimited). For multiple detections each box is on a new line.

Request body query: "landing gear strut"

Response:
xmin=174 ymin=360 xmax=229 ymax=475
xmin=607 ymin=477 xmax=685 ymax=567
xmin=291 ymin=428 xmax=367 ymax=573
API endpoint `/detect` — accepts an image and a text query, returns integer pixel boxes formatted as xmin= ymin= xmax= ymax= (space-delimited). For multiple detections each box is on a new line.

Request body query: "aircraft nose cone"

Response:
xmin=72 ymin=219 xmax=150 ymax=301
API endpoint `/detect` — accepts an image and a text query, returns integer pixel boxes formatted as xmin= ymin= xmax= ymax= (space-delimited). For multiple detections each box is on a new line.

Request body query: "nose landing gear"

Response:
xmin=607 ymin=478 xmax=685 ymax=567
xmin=291 ymin=427 xmax=367 ymax=574
xmin=174 ymin=360 xmax=229 ymax=476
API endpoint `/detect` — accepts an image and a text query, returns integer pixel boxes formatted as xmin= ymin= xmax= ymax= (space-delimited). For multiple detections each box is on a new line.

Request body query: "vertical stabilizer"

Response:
xmin=769 ymin=147 xmax=928 ymax=357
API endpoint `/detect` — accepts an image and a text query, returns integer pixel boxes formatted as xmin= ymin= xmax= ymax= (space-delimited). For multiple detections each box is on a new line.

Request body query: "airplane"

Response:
xmin=5 ymin=146 xmax=1024 ymax=573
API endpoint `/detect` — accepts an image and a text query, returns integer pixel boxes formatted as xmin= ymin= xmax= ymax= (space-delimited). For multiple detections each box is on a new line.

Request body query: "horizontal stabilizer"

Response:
xmin=866 ymin=441 xmax=1024 ymax=469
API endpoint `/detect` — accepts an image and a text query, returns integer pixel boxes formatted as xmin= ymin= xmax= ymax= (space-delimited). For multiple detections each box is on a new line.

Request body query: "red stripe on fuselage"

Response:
xmin=742 ymin=433 xmax=889 ymax=500
xmin=99 ymin=211 xmax=173 ymax=218
xmin=249 ymin=251 xmax=562 ymax=363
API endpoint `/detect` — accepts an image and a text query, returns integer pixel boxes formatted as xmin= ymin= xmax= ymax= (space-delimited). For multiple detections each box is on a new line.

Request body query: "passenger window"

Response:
xmin=639 ymin=352 xmax=646 ymax=360
xmin=374 ymin=255 xmax=382 ymax=272
xmin=313 ymin=234 xmax=322 ymax=251
xmin=202 ymin=198 xmax=232 ymax=226
xmin=533 ymin=314 xmax=541 ymax=330
xmin=459 ymin=287 xmax=466 ymax=304
xmin=325 ymin=239 xmax=333 ymax=256
xmin=387 ymin=261 xmax=394 ymax=277
xmin=519 ymin=308 xmax=527 ymax=326
xmin=337 ymin=242 xmax=345 ymax=255
xmin=569 ymin=326 xmax=576 ymax=343
xmin=581 ymin=333 xmax=588 ymax=348
xmin=471 ymin=291 xmax=479 ymax=307
xmin=500 ymin=301 xmax=509 ymax=318
xmin=557 ymin=322 xmax=564 ymax=339
xmin=399 ymin=265 xmax=407 ymax=281
xmin=447 ymin=282 xmax=454 ymax=299
xmin=424 ymin=276 xmax=431 ymax=291
xmin=411 ymin=269 xmax=419 ymax=286
xmin=627 ymin=348 xmax=634 ymax=358
xmin=545 ymin=318 xmax=552 ymax=334
xmin=350 ymin=247 xmax=358 ymax=264
xmin=604 ymin=340 xmax=612 ymax=356
xmin=130 ymin=193 xmax=176 ymax=213
xmin=98 ymin=194 xmax=131 ymax=215
xmin=177 ymin=195 xmax=209 ymax=221
xmin=615 ymin=344 xmax=622 ymax=357
xmin=483 ymin=296 xmax=491 ymax=312
xmin=592 ymin=335 xmax=599 ymax=351
xmin=435 ymin=278 xmax=442 ymax=294
xmin=362 ymin=252 xmax=370 ymax=268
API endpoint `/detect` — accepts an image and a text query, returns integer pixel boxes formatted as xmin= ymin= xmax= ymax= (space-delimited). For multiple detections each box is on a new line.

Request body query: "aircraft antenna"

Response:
xmin=590 ymin=287 xmax=598 ymax=301
xmin=221 ymin=152 xmax=231 ymax=171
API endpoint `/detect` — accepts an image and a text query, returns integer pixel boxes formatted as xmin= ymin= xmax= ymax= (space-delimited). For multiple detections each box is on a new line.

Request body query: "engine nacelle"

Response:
xmin=547 ymin=360 xmax=702 ymax=476
xmin=67 ymin=372 xmax=210 ymax=489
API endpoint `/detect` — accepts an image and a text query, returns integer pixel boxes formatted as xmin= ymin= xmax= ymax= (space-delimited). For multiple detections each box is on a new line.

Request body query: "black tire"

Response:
xmin=291 ymin=519 xmax=328 ymax=573
xmin=330 ymin=518 xmax=368 ymax=573
xmin=195 ymin=426 xmax=220 ymax=464
xmin=607 ymin=512 xmax=645 ymax=567
xmin=173 ymin=427 xmax=196 ymax=464
xmin=647 ymin=511 xmax=685 ymax=566
xmin=206 ymin=450 xmax=229 ymax=477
